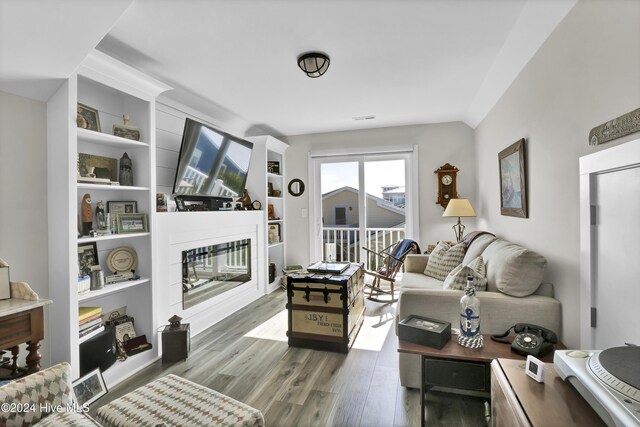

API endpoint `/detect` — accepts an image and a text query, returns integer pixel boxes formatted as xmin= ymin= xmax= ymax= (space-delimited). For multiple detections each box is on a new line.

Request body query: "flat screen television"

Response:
xmin=172 ymin=118 xmax=253 ymax=209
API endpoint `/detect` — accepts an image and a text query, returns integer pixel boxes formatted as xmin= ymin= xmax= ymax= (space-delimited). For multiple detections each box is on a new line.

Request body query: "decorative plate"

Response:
xmin=107 ymin=247 xmax=137 ymax=274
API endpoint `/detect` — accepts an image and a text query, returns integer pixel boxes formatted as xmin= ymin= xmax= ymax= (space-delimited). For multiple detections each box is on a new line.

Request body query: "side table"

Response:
xmin=398 ymin=334 xmax=563 ymax=427
xmin=0 ymin=298 xmax=52 ymax=379
xmin=491 ymin=358 xmax=605 ymax=426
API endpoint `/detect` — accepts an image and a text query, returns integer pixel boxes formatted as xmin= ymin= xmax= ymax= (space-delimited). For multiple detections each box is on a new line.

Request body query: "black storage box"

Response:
xmin=398 ymin=315 xmax=451 ymax=349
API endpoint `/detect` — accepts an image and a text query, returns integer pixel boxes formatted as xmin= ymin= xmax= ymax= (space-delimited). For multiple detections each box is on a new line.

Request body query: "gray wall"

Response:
xmin=474 ymin=0 xmax=640 ymax=347
xmin=0 ymin=90 xmax=50 ymax=365
xmin=283 ymin=122 xmax=476 ymax=266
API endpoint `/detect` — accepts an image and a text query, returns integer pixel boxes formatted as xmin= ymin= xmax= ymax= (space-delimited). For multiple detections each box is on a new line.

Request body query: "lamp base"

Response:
xmin=452 ymin=218 xmax=466 ymax=242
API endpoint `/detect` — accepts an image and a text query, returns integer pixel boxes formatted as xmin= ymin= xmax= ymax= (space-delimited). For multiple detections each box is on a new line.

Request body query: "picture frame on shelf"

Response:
xmin=499 ymin=138 xmax=528 ymax=218
xmin=77 ymin=242 xmax=99 ymax=278
xmin=107 ymin=201 xmax=138 ymax=215
xmin=77 ymin=103 xmax=101 ymax=132
xmin=116 ymin=213 xmax=148 ymax=234
xmin=78 ymin=153 xmax=118 ymax=182
xmin=267 ymin=182 xmax=274 ymax=197
xmin=72 ymin=368 xmax=108 ymax=407
xmin=0 ymin=262 xmax=11 ymax=300
xmin=267 ymin=160 xmax=280 ymax=175
xmin=267 ymin=204 xmax=276 ymax=220
xmin=268 ymin=223 xmax=281 ymax=244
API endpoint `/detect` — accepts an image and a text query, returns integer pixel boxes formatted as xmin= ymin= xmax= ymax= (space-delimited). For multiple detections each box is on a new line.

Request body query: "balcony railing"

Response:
xmin=322 ymin=226 xmax=406 ymax=269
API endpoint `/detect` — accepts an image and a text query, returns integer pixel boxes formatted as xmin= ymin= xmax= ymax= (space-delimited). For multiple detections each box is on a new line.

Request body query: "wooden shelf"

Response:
xmin=77 ymin=128 xmax=148 ymax=148
xmin=78 ymin=278 xmax=151 ymax=302
xmin=268 ymin=242 xmax=284 ymax=248
xmin=268 ymin=196 xmax=283 ymax=201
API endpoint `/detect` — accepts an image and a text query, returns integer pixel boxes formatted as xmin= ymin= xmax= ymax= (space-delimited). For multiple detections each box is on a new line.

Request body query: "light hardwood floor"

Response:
xmin=96 ymin=290 xmax=485 ymax=426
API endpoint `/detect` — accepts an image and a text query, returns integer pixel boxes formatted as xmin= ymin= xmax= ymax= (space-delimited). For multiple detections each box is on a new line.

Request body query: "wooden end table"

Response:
xmin=398 ymin=334 xmax=564 ymax=427
xmin=0 ymin=298 xmax=52 ymax=379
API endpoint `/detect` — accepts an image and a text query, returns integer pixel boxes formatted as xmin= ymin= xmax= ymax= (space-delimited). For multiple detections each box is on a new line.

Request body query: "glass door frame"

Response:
xmin=308 ymin=145 xmax=420 ymax=264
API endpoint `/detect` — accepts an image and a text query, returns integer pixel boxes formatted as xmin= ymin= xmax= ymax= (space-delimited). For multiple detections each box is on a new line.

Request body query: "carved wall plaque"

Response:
xmin=589 ymin=108 xmax=640 ymax=146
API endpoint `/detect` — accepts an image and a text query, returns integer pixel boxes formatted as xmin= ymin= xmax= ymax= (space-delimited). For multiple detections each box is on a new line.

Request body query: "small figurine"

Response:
xmin=239 ymin=189 xmax=252 ymax=210
xmin=81 ymin=194 xmax=93 ymax=236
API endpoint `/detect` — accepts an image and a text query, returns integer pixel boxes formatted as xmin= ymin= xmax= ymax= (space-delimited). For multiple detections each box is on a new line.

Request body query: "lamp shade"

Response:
xmin=298 ymin=52 xmax=330 ymax=78
xmin=442 ymin=198 xmax=476 ymax=217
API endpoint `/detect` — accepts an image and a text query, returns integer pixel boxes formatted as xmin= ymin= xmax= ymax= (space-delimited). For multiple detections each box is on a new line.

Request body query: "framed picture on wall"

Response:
xmin=498 ymin=138 xmax=528 ymax=218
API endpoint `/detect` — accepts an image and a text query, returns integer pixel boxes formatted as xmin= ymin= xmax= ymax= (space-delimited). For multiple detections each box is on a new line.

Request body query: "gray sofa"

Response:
xmin=397 ymin=234 xmax=561 ymax=388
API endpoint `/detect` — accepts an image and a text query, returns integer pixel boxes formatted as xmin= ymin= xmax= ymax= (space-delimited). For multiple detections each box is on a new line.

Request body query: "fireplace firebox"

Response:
xmin=182 ymin=239 xmax=251 ymax=309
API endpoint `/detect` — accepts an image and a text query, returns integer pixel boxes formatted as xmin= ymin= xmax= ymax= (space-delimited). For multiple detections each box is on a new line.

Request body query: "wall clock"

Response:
xmin=434 ymin=163 xmax=459 ymax=208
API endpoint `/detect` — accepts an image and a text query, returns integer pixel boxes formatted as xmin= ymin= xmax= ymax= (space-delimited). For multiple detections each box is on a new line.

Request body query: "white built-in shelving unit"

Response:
xmin=46 ymin=50 xmax=170 ymax=386
xmin=247 ymin=136 xmax=289 ymax=293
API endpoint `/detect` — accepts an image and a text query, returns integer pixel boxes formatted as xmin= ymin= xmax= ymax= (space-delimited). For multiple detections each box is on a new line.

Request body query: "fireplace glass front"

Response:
xmin=182 ymin=239 xmax=251 ymax=309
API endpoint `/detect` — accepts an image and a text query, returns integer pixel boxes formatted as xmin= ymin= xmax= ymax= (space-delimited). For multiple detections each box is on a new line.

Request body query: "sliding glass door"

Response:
xmin=309 ymin=148 xmax=418 ymax=267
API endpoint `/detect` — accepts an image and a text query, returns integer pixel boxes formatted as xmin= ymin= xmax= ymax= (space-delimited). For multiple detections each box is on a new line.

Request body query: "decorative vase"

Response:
xmin=458 ymin=275 xmax=483 ymax=348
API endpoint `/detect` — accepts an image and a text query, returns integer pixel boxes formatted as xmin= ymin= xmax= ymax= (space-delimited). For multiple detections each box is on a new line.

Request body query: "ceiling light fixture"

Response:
xmin=297 ymin=52 xmax=330 ymax=78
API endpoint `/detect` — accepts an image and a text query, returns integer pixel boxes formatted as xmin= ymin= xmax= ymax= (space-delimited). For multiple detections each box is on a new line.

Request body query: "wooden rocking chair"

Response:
xmin=363 ymin=239 xmax=420 ymax=302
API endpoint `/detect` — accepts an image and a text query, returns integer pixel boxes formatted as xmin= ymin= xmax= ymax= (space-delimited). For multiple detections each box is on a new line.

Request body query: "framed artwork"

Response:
xmin=116 ymin=213 xmax=148 ymax=233
xmin=107 ymin=201 xmax=138 ymax=214
xmin=498 ymin=138 xmax=528 ymax=218
xmin=267 ymin=204 xmax=275 ymax=220
xmin=72 ymin=368 xmax=108 ymax=407
xmin=77 ymin=103 xmax=101 ymax=132
xmin=78 ymin=153 xmax=118 ymax=181
xmin=77 ymin=242 xmax=99 ymax=277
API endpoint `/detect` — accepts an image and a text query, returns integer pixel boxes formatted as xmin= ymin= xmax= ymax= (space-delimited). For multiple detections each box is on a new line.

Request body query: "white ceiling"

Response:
xmin=1 ymin=0 xmax=576 ymax=136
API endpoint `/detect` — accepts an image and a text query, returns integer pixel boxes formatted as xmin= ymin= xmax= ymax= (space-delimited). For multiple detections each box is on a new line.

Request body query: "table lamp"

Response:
xmin=442 ymin=198 xmax=476 ymax=242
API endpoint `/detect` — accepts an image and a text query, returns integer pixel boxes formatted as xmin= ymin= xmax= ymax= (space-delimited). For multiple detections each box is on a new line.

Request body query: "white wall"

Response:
xmin=0 ymin=90 xmax=50 ymax=365
xmin=283 ymin=122 xmax=476 ymax=266
xmin=474 ymin=0 xmax=640 ymax=348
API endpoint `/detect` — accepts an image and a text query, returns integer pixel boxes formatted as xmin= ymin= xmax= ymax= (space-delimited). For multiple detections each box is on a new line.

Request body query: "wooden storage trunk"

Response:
xmin=286 ymin=263 xmax=365 ymax=353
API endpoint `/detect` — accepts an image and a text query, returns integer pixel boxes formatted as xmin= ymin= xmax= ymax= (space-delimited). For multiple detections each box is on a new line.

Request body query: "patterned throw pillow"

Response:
xmin=443 ymin=256 xmax=488 ymax=291
xmin=0 ymin=362 xmax=74 ymax=426
xmin=424 ymin=241 xmax=466 ymax=280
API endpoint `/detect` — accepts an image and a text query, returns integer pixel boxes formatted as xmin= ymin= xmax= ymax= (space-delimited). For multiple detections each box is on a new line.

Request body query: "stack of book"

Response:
xmin=79 ymin=306 xmax=104 ymax=343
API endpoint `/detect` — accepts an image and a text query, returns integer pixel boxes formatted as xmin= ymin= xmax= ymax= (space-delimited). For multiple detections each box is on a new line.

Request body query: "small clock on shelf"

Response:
xmin=434 ymin=163 xmax=459 ymax=208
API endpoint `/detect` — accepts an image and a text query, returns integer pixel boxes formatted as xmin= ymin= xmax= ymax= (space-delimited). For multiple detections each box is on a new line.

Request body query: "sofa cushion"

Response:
xmin=482 ymin=239 xmax=547 ymax=297
xmin=0 ymin=362 xmax=74 ymax=427
xmin=400 ymin=272 xmax=444 ymax=290
xmin=462 ymin=234 xmax=497 ymax=265
xmin=443 ymin=256 xmax=487 ymax=291
xmin=423 ymin=242 xmax=465 ymax=281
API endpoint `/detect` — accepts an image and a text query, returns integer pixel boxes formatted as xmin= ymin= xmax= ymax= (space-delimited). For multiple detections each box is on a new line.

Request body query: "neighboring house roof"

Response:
xmin=322 ymin=186 xmax=406 ymax=216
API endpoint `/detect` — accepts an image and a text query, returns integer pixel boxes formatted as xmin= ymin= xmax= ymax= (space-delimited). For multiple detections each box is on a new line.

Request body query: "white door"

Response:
xmin=592 ymin=165 xmax=640 ymax=349
xmin=580 ymin=138 xmax=640 ymax=349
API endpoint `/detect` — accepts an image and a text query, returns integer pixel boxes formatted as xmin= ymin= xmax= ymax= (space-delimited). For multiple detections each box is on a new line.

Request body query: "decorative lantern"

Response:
xmin=119 ymin=152 xmax=133 ymax=186
xmin=161 ymin=315 xmax=190 ymax=363
xmin=458 ymin=275 xmax=483 ymax=348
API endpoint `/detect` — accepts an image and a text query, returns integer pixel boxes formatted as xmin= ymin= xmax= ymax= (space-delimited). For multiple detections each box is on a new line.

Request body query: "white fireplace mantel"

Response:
xmin=155 ymin=210 xmax=266 ymax=338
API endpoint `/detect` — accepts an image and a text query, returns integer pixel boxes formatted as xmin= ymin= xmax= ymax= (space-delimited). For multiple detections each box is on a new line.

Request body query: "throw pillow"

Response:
xmin=443 ymin=256 xmax=487 ymax=291
xmin=424 ymin=241 xmax=465 ymax=281
xmin=482 ymin=239 xmax=547 ymax=296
